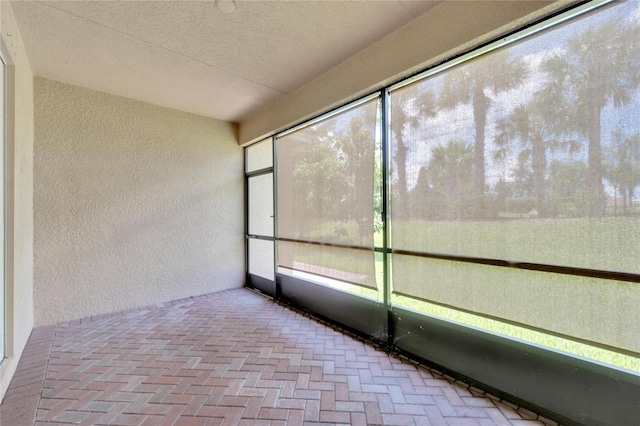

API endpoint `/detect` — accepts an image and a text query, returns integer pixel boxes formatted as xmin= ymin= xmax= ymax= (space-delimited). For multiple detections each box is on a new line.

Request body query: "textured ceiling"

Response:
xmin=10 ymin=0 xmax=442 ymax=122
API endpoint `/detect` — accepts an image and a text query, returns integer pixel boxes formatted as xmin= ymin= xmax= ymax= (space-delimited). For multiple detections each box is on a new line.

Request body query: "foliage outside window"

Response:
xmin=277 ymin=98 xmax=380 ymax=292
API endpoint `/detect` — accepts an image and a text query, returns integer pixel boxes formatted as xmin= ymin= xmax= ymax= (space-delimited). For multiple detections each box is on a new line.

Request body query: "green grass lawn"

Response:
xmin=391 ymin=216 xmax=640 ymax=274
xmin=392 ymin=294 xmax=640 ymax=373
xmin=288 ymin=216 xmax=640 ymax=373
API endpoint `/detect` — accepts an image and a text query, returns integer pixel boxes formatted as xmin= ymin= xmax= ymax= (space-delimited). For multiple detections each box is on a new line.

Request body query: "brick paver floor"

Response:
xmin=0 ymin=288 xmax=553 ymax=425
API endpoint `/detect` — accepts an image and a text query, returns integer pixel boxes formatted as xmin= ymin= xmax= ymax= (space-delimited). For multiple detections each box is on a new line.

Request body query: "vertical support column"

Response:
xmin=272 ymin=136 xmax=281 ymax=298
xmin=245 ymin=139 xmax=276 ymax=297
xmin=380 ymin=89 xmax=393 ymax=347
xmin=243 ymin=146 xmax=249 ymax=288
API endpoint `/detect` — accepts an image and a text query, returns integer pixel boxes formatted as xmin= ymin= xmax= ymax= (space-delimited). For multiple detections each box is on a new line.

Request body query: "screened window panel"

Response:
xmin=248 ymin=173 xmax=273 ymax=237
xmin=392 ymin=255 xmax=640 ymax=354
xmin=389 ymin=1 xmax=640 ymax=274
xmin=246 ymin=138 xmax=273 ymax=173
xmin=277 ymin=98 xmax=379 ymax=288
xmin=279 ymin=241 xmax=376 ymax=289
xmin=249 ymin=238 xmax=275 ymax=281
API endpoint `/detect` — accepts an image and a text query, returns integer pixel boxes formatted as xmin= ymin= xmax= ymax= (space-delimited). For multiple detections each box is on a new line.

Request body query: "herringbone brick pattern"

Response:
xmin=1 ymin=288 xmax=554 ymax=425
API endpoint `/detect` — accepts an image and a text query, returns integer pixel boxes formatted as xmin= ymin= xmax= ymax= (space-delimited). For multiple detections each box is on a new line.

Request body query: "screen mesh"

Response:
xmin=390 ymin=1 xmax=640 ymax=274
xmin=389 ymin=1 xmax=640 ymax=352
xmin=279 ymin=241 xmax=375 ymax=288
xmin=246 ymin=138 xmax=273 ymax=173
xmin=277 ymin=99 xmax=379 ymax=289
xmin=249 ymin=239 xmax=274 ymax=281
xmin=248 ymin=173 xmax=273 ymax=237
xmin=393 ymin=255 xmax=640 ymax=354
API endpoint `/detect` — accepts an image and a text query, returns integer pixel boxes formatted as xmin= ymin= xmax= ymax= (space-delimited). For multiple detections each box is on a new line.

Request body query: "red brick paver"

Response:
xmin=1 ymin=288 xmax=553 ymax=425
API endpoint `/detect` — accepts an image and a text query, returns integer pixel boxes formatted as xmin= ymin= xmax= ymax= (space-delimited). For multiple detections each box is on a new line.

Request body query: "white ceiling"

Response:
xmin=10 ymin=0 xmax=442 ymax=123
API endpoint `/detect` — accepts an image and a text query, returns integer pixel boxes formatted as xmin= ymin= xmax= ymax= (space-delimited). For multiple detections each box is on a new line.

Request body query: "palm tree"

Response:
xmin=439 ymin=50 xmax=527 ymax=206
xmin=428 ymin=140 xmax=473 ymax=220
xmin=390 ymin=88 xmax=437 ymax=199
xmin=604 ymin=131 xmax=640 ymax=214
xmin=493 ymin=100 xmax=578 ymax=217
xmin=291 ymin=128 xmax=348 ymax=235
xmin=541 ymin=17 xmax=640 ymax=216
xmin=335 ymin=113 xmax=377 ymax=243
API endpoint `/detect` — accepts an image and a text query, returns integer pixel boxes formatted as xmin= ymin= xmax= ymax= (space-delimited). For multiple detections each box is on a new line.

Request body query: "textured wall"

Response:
xmin=34 ymin=78 xmax=243 ymax=326
xmin=0 ymin=2 xmax=35 ymax=401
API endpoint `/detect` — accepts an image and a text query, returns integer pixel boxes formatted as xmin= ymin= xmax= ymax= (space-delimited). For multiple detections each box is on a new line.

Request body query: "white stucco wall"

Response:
xmin=0 ymin=2 xmax=35 ymax=401
xmin=34 ymin=78 xmax=244 ymax=326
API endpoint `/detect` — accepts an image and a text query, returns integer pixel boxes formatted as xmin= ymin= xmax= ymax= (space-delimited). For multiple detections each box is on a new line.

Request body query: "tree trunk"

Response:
xmin=531 ymin=133 xmax=547 ymax=217
xmin=446 ymin=169 xmax=456 ymax=220
xmin=392 ymin=122 xmax=408 ymax=220
xmin=392 ymin=124 xmax=407 ymax=199
xmin=472 ymin=88 xmax=488 ymax=219
xmin=587 ymin=99 xmax=604 ymax=216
